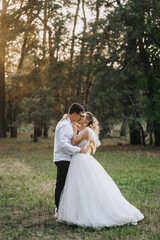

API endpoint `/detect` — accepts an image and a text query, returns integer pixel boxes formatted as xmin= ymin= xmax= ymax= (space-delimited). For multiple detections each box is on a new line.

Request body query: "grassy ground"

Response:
xmin=0 ymin=135 xmax=160 ymax=240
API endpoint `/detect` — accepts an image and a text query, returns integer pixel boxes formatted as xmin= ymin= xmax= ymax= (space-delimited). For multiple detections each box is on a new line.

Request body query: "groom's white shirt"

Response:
xmin=53 ymin=118 xmax=81 ymax=162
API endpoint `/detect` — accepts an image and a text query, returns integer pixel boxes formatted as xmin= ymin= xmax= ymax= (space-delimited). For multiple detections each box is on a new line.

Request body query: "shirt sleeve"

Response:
xmin=58 ymin=125 xmax=80 ymax=155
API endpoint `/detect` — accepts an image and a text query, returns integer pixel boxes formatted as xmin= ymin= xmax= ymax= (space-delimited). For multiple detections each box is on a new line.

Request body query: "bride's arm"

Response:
xmin=72 ymin=123 xmax=89 ymax=145
xmin=60 ymin=113 xmax=68 ymax=121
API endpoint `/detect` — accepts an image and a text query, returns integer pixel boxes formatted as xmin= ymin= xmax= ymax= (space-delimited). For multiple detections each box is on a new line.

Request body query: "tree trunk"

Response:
xmin=120 ymin=117 xmax=127 ymax=137
xmin=149 ymin=131 xmax=153 ymax=145
xmin=37 ymin=126 xmax=42 ymax=137
xmin=0 ymin=0 xmax=7 ymax=137
xmin=154 ymin=122 xmax=160 ymax=147
xmin=129 ymin=120 xmax=142 ymax=145
xmin=0 ymin=59 xmax=6 ymax=137
xmin=84 ymin=0 xmax=100 ymax=105
xmin=138 ymin=123 xmax=145 ymax=146
xmin=146 ymin=122 xmax=153 ymax=145
xmin=84 ymin=72 xmax=95 ymax=104
xmin=70 ymin=0 xmax=81 ymax=64
xmin=66 ymin=0 xmax=80 ymax=105
xmin=77 ymin=0 xmax=87 ymax=99
xmin=42 ymin=0 xmax=48 ymax=59
xmin=43 ymin=125 xmax=48 ymax=138
xmin=10 ymin=127 xmax=17 ymax=138
xmin=18 ymin=35 xmax=27 ymax=69
xmin=49 ymin=28 xmax=53 ymax=61
xmin=10 ymin=109 xmax=17 ymax=138
xmin=33 ymin=126 xmax=38 ymax=142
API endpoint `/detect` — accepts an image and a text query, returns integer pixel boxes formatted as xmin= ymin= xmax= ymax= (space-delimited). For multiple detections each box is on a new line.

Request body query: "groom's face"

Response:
xmin=74 ymin=112 xmax=83 ymax=122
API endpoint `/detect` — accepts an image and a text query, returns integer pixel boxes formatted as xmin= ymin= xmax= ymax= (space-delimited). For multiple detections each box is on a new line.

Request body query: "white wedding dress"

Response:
xmin=57 ymin=127 xmax=144 ymax=228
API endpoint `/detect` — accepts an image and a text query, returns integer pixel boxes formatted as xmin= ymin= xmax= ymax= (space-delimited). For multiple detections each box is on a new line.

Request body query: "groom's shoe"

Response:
xmin=54 ymin=206 xmax=58 ymax=219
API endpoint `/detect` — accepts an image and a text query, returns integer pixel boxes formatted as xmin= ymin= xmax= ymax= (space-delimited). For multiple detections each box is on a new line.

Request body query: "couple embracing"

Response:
xmin=53 ymin=102 xmax=144 ymax=228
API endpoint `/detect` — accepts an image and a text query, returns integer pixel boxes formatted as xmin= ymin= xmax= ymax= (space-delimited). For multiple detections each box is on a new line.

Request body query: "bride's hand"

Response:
xmin=76 ymin=122 xmax=81 ymax=131
xmin=60 ymin=113 xmax=68 ymax=121
xmin=72 ymin=122 xmax=77 ymax=132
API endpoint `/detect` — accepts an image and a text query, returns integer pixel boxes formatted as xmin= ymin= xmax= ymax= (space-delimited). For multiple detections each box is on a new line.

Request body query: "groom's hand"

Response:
xmin=80 ymin=145 xmax=87 ymax=154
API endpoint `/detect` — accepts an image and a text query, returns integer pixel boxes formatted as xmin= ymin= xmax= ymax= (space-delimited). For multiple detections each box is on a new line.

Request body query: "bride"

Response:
xmin=57 ymin=112 xmax=144 ymax=228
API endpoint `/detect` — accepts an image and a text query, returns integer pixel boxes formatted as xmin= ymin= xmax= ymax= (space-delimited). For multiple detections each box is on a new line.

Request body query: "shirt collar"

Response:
xmin=67 ymin=117 xmax=72 ymax=126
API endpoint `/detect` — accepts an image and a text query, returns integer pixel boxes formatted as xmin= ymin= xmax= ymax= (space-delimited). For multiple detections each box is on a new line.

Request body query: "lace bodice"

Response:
xmin=78 ymin=139 xmax=89 ymax=148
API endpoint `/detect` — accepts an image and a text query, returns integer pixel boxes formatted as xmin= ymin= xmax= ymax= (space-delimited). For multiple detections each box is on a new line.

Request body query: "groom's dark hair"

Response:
xmin=68 ymin=102 xmax=84 ymax=115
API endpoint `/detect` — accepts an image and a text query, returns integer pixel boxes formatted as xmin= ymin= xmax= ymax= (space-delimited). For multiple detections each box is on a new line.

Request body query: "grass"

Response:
xmin=0 ymin=136 xmax=160 ymax=240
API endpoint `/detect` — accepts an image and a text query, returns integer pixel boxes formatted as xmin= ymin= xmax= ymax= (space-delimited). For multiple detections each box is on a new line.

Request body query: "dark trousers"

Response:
xmin=55 ymin=161 xmax=70 ymax=210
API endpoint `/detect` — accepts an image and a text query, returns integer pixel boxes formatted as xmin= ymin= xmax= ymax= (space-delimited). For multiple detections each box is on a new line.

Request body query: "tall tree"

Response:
xmin=0 ymin=0 xmax=7 ymax=137
xmin=137 ymin=0 xmax=160 ymax=146
xmin=64 ymin=0 xmax=81 ymax=108
xmin=73 ymin=0 xmax=87 ymax=102
xmin=0 ymin=0 xmax=25 ymax=137
xmin=5 ymin=0 xmax=43 ymax=137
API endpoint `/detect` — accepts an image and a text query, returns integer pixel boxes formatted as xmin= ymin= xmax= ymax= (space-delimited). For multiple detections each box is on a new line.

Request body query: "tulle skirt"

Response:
xmin=57 ymin=153 xmax=144 ymax=228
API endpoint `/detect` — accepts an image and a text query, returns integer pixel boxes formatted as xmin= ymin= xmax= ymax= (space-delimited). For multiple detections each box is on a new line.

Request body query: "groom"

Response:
xmin=53 ymin=102 xmax=87 ymax=215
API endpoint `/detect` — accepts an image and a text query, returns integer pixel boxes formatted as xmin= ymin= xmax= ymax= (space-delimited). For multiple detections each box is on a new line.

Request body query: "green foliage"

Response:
xmin=89 ymin=64 xmax=123 ymax=137
xmin=19 ymin=88 xmax=55 ymax=128
xmin=1 ymin=0 xmax=160 ymax=144
xmin=94 ymin=0 xmax=160 ymax=144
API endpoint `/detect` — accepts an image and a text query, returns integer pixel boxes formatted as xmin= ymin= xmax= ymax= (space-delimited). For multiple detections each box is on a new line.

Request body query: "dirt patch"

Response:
xmin=0 ymin=133 xmax=160 ymax=155
xmin=99 ymin=144 xmax=160 ymax=155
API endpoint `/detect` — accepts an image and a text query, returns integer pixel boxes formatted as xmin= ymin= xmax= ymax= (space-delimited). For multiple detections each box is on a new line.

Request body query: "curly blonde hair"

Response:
xmin=86 ymin=112 xmax=100 ymax=154
xmin=86 ymin=112 xmax=100 ymax=136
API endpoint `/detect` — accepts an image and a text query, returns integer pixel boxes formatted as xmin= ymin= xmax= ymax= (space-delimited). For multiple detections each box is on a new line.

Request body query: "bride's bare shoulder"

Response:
xmin=78 ymin=128 xmax=89 ymax=141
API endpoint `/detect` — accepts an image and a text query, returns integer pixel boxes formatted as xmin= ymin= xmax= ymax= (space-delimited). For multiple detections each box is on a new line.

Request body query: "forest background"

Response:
xmin=0 ymin=0 xmax=160 ymax=146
